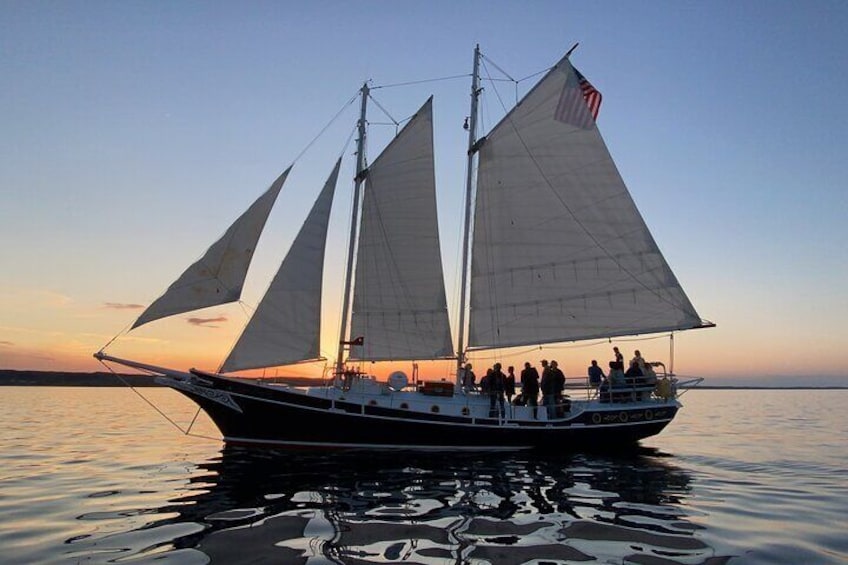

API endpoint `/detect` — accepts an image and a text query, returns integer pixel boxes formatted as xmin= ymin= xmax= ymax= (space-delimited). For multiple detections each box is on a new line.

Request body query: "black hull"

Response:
xmin=165 ymin=373 xmax=679 ymax=452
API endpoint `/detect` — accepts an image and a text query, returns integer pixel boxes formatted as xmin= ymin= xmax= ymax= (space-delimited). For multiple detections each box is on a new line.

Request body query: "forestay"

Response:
xmin=468 ymin=56 xmax=703 ymax=350
xmin=132 ymin=168 xmax=291 ymax=329
xmin=221 ymin=160 xmax=340 ymax=372
xmin=350 ymin=98 xmax=453 ymax=361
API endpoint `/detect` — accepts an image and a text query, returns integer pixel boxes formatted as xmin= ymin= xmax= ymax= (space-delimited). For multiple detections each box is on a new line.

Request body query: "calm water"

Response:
xmin=1 ymin=388 xmax=846 ymax=564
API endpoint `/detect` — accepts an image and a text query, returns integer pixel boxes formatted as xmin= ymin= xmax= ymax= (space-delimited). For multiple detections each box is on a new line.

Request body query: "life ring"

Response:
xmin=619 ymin=411 xmax=629 ymax=423
xmin=591 ymin=413 xmax=602 ymax=424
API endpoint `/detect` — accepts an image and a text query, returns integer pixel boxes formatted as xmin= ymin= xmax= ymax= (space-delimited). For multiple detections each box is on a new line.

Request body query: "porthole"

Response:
xmin=461 ymin=406 xmax=471 ymax=416
xmin=591 ymin=413 xmax=602 ymax=424
xmin=431 ymin=405 xmax=440 ymax=413
xmin=368 ymin=400 xmax=378 ymax=406
xmin=400 ymin=403 xmax=409 ymax=410
xmin=645 ymin=409 xmax=653 ymax=420
xmin=619 ymin=411 xmax=629 ymax=423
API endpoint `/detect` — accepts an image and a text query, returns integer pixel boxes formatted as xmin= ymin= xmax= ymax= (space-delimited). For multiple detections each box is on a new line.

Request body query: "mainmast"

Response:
xmin=455 ymin=45 xmax=481 ymax=381
xmin=336 ymin=82 xmax=369 ymax=373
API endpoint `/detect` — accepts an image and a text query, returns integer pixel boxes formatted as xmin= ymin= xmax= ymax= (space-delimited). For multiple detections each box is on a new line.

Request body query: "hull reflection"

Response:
xmin=153 ymin=447 xmax=731 ymax=564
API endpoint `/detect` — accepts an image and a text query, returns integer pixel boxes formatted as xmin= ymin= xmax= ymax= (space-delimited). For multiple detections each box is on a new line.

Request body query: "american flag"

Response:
xmin=554 ymin=66 xmax=602 ymax=129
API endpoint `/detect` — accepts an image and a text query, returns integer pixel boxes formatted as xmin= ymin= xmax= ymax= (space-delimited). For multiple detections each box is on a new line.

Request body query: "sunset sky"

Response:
xmin=2 ymin=1 xmax=846 ymax=386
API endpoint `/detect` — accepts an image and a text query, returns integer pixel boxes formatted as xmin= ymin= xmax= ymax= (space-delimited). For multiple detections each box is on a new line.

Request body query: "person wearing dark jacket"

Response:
xmin=505 ymin=366 xmax=516 ymax=404
xmin=540 ymin=361 xmax=556 ymax=419
xmin=520 ymin=362 xmax=540 ymax=419
xmin=550 ymin=360 xmax=566 ymax=416
xmin=487 ymin=363 xmax=506 ymax=418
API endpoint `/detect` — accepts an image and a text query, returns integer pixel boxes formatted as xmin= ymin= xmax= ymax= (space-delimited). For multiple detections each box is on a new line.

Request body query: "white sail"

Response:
xmin=468 ymin=56 xmax=703 ymax=350
xmin=349 ymin=98 xmax=454 ymax=361
xmin=132 ymin=167 xmax=291 ymax=329
xmin=220 ymin=159 xmax=341 ymax=372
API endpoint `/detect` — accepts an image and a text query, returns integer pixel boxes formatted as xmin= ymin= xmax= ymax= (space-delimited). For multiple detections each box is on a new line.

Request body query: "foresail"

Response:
xmin=132 ymin=167 xmax=291 ymax=330
xmin=220 ymin=159 xmax=341 ymax=372
xmin=349 ymin=98 xmax=454 ymax=361
xmin=468 ymin=56 xmax=703 ymax=350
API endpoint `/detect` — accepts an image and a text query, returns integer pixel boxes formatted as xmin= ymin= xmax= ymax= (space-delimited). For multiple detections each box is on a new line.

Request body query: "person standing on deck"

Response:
xmin=460 ymin=363 xmax=477 ymax=392
xmin=487 ymin=363 xmax=506 ymax=418
xmin=631 ymin=350 xmax=647 ymax=374
xmin=520 ymin=362 xmax=540 ymax=419
xmin=540 ymin=360 xmax=556 ymax=419
xmin=505 ymin=366 xmax=516 ymax=404
xmin=612 ymin=346 xmax=624 ymax=371
xmin=550 ymin=360 xmax=566 ymax=416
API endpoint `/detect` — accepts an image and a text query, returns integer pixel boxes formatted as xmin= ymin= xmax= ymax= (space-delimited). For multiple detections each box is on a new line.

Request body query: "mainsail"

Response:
xmin=132 ymin=167 xmax=290 ymax=329
xmin=349 ymin=98 xmax=454 ymax=361
xmin=221 ymin=159 xmax=341 ymax=372
xmin=468 ymin=56 xmax=703 ymax=350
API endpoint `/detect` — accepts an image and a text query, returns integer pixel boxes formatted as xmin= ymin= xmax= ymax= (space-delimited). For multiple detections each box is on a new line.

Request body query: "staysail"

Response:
xmin=349 ymin=98 xmax=454 ymax=361
xmin=220 ymin=159 xmax=341 ymax=372
xmin=468 ymin=56 xmax=703 ymax=350
xmin=132 ymin=167 xmax=291 ymax=329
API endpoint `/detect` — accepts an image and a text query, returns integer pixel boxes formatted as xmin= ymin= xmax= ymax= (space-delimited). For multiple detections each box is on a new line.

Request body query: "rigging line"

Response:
xmin=367 ymin=92 xmax=399 ymax=126
xmin=292 ymin=90 xmax=359 ymax=163
xmin=480 ymin=53 xmax=516 ymax=82
xmin=185 ymin=405 xmax=202 ymax=435
xmin=516 ymin=67 xmax=553 ymax=84
xmin=371 ymin=73 xmax=470 ymax=89
xmin=485 ymin=63 xmax=689 ymax=314
xmin=98 ymin=319 xmax=135 ymax=355
xmin=97 ymin=358 xmax=190 ymax=435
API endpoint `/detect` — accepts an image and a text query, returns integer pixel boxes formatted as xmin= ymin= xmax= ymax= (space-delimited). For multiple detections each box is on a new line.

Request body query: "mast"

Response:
xmin=455 ymin=45 xmax=481 ymax=380
xmin=336 ymin=82 xmax=369 ymax=373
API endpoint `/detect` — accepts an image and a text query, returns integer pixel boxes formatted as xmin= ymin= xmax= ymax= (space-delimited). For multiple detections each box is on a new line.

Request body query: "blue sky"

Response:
xmin=1 ymin=1 xmax=847 ymax=384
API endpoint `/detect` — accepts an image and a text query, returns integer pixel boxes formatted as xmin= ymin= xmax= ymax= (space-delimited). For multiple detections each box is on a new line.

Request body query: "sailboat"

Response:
xmin=96 ymin=45 xmax=713 ymax=451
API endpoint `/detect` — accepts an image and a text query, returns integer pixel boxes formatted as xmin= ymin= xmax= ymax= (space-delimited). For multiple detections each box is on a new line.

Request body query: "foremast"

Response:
xmin=336 ymin=82 xmax=369 ymax=374
xmin=455 ymin=44 xmax=481 ymax=383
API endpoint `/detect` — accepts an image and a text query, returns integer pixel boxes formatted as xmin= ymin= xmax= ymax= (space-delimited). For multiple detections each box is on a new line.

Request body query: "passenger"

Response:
xmin=480 ymin=369 xmax=491 ymax=394
xmin=540 ymin=361 xmax=556 ymax=419
xmin=631 ymin=349 xmax=646 ymax=374
xmin=550 ymin=360 xmax=567 ymax=416
xmin=608 ymin=361 xmax=625 ymax=384
xmin=460 ymin=363 xmax=477 ymax=392
xmin=612 ymin=346 xmax=624 ymax=370
xmin=487 ymin=363 xmax=506 ymax=418
xmin=520 ymin=361 xmax=540 ymax=419
xmin=505 ymin=366 xmax=516 ymax=405
xmin=587 ymin=359 xmax=605 ymax=388
xmin=625 ymin=359 xmax=643 ymax=380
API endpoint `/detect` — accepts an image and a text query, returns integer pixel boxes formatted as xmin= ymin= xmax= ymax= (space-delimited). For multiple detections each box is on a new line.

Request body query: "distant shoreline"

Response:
xmin=0 ymin=369 xmax=317 ymax=388
xmin=1 ymin=369 xmax=846 ymax=390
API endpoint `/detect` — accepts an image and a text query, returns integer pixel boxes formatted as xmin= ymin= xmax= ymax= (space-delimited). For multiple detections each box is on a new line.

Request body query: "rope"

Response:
xmin=371 ymin=73 xmax=470 ymax=90
xmin=292 ymin=91 xmax=359 ymax=163
xmin=367 ymin=92 xmax=399 ymax=126
xmin=98 ymin=358 xmax=191 ymax=435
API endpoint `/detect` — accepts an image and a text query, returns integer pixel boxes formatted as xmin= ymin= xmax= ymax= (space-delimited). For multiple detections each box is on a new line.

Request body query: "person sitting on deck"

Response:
xmin=601 ymin=361 xmax=627 ymax=403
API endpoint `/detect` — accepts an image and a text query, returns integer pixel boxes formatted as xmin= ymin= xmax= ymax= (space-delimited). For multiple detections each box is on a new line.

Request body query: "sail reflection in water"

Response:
xmin=142 ymin=448 xmax=728 ymax=564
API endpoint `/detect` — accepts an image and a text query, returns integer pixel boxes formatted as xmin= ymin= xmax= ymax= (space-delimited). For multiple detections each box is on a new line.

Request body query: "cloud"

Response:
xmin=187 ymin=316 xmax=228 ymax=328
xmin=0 ymin=340 xmax=13 ymax=346
xmin=104 ymin=302 xmax=145 ymax=310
